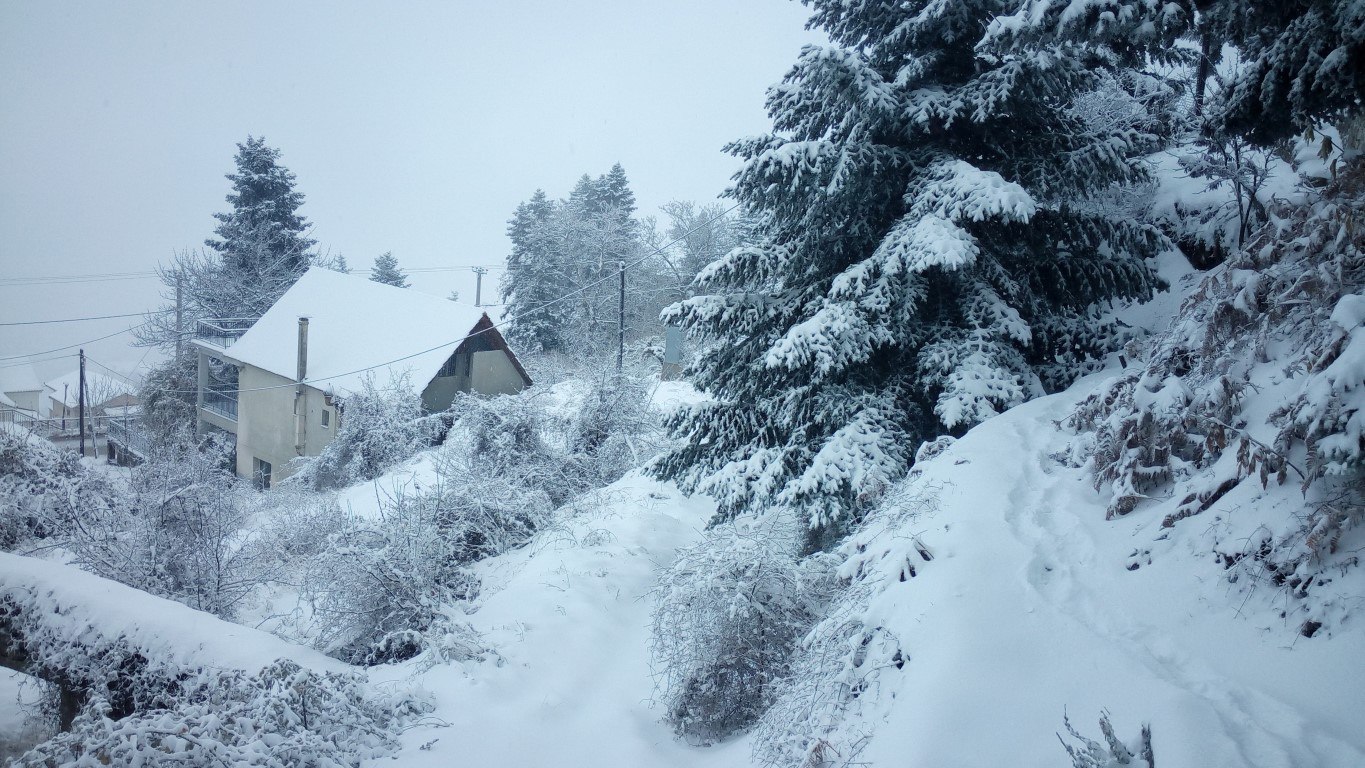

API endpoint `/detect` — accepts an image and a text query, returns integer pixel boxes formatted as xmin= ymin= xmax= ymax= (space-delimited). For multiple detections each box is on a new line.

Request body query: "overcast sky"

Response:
xmin=0 ymin=0 xmax=820 ymax=380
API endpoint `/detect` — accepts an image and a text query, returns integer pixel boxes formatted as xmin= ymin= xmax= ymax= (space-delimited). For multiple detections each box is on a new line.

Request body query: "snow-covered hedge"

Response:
xmin=16 ymin=660 xmax=416 ymax=768
xmin=0 ymin=553 xmax=418 ymax=766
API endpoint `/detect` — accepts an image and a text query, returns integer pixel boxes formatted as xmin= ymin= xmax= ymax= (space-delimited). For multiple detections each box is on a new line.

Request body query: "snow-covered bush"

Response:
xmin=650 ymin=517 xmax=839 ymax=744
xmin=0 ymin=428 xmax=266 ymax=621
xmin=0 ymin=429 xmax=123 ymax=550
xmin=16 ymin=660 xmax=418 ymax=768
xmin=569 ymin=371 xmax=664 ymax=485
xmin=752 ymin=482 xmax=931 ymax=768
xmin=301 ymin=491 xmax=485 ymax=666
xmin=1067 ymin=157 xmax=1365 ymax=631
xmin=1058 ymin=711 xmax=1154 ymax=768
xmin=289 ymin=374 xmax=441 ymax=491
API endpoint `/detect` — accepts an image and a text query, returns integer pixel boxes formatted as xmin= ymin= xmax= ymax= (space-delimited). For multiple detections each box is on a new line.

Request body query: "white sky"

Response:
xmin=0 ymin=0 xmax=819 ymax=380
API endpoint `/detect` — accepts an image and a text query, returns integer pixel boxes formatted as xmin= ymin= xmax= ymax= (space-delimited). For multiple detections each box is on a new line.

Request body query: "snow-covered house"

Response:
xmin=0 ymin=365 xmax=54 ymax=423
xmin=44 ymin=369 xmax=139 ymax=422
xmin=191 ymin=267 xmax=532 ymax=487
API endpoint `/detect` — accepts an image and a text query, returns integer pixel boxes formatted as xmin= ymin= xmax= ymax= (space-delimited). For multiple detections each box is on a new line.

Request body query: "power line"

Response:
xmin=0 ymin=271 xmax=159 ymax=287
xmin=0 ymin=353 xmax=78 ymax=370
xmin=0 ymin=309 xmax=169 ymax=327
xmin=0 ymin=324 xmax=149 ymax=362
xmin=165 ymin=202 xmax=739 ymax=396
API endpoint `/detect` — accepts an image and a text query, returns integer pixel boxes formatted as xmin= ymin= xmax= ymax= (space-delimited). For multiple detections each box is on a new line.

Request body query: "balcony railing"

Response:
xmin=202 ymin=386 xmax=238 ymax=421
xmin=107 ymin=419 xmax=150 ymax=458
xmin=195 ymin=318 xmax=256 ymax=348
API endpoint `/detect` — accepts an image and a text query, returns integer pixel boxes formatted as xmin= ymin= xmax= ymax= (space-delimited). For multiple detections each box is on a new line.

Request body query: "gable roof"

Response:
xmin=0 ymin=364 xmax=48 ymax=395
xmin=221 ymin=267 xmax=521 ymax=397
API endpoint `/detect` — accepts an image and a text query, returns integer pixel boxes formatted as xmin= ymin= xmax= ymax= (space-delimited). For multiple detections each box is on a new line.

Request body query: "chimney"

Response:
xmin=297 ymin=316 xmax=310 ymax=384
xmin=295 ymin=316 xmax=309 ymax=454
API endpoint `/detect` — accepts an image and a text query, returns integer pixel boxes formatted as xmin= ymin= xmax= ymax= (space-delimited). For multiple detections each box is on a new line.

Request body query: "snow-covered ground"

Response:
xmin=368 ymin=473 xmax=748 ymax=766
xmin=361 ymin=365 xmax=1362 ymax=767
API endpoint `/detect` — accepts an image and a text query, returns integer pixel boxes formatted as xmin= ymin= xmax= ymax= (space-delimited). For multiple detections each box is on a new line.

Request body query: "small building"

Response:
xmin=0 ymin=365 xmax=54 ymax=424
xmin=45 ymin=369 xmax=139 ymax=424
xmin=191 ymin=267 xmax=532 ymax=488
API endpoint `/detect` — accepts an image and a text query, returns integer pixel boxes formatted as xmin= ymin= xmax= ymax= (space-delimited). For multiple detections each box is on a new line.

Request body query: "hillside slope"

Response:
xmin=368 ymin=371 xmax=1362 ymax=767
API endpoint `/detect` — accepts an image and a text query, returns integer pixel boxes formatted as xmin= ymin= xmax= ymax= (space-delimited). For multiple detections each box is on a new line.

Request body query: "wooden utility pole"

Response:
xmin=616 ymin=260 xmax=626 ymax=373
xmin=471 ymin=266 xmax=487 ymax=307
xmin=77 ymin=349 xmax=86 ymax=458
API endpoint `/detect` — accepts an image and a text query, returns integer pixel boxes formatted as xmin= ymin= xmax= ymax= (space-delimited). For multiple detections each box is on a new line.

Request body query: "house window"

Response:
xmin=253 ymin=457 xmax=272 ymax=490
xmin=321 ymin=409 xmax=331 ymax=429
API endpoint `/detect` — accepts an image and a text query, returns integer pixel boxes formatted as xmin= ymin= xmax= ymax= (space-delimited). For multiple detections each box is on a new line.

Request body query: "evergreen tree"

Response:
xmin=136 ymin=136 xmax=319 ymax=352
xmin=651 ymin=0 xmax=1163 ymax=544
xmin=369 ymin=252 xmax=410 ymax=288
xmin=992 ymin=0 xmax=1365 ymax=145
xmin=501 ymin=167 xmax=662 ymax=357
xmin=501 ymin=189 xmax=569 ymax=352
xmin=205 ymin=135 xmax=316 ymax=275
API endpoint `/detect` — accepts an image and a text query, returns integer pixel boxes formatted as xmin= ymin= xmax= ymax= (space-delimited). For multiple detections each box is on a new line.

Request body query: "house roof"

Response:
xmin=220 ymin=267 xmax=519 ymax=397
xmin=45 ymin=369 xmax=137 ymax=408
xmin=0 ymin=391 xmax=15 ymax=408
xmin=0 ymin=364 xmax=48 ymax=396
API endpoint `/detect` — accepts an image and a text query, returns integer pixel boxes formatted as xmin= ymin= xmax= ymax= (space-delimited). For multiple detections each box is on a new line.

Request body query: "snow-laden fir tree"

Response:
xmin=652 ymin=0 xmax=1165 ymax=545
xmin=502 ymin=166 xmax=671 ymax=357
xmin=991 ymin=0 xmax=1365 ymax=146
xmin=502 ymin=189 xmax=569 ymax=352
xmin=370 ymin=251 xmax=410 ymax=288
xmin=137 ymin=136 xmax=321 ymax=351
xmin=206 ymin=135 xmax=316 ymax=276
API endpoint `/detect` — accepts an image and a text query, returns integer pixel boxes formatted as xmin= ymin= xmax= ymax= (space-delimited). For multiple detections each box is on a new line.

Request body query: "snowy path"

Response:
xmin=370 ymin=474 xmax=753 ymax=768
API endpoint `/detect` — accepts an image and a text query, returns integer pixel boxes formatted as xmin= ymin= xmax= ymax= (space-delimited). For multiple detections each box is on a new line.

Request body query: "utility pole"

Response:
xmin=471 ymin=266 xmax=487 ymax=307
xmin=77 ymin=349 xmax=86 ymax=458
xmin=617 ymin=260 xmax=626 ymax=373
xmin=174 ymin=271 xmax=184 ymax=358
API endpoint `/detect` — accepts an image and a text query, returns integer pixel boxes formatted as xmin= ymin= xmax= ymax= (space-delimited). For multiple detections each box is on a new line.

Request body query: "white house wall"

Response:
xmin=235 ymin=365 xmax=336 ymax=484
xmin=470 ymin=350 xmax=527 ymax=396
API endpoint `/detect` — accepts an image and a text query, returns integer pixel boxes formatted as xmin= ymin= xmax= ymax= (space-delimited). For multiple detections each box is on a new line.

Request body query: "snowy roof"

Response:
xmin=0 ymin=390 xmax=15 ymax=408
xmin=45 ymin=369 xmax=137 ymax=407
xmin=219 ymin=267 xmax=504 ymax=396
xmin=0 ymin=364 xmax=49 ymax=395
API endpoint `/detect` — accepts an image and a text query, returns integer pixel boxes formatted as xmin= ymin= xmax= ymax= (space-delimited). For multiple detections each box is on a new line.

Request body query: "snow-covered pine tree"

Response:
xmin=1203 ymin=0 xmax=1365 ymax=145
xmin=137 ymin=136 xmax=320 ymax=351
xmin=501 ymin=189 xmax=571 ymax=352
xmin=369 ymin=251 xmax=410 ymax=288
xmin=991 ymin=0 xmax=1365 ymax=146
xmin=652 ymin=0 xmax=1164 ymax=545
xmin=206 ymin=135 xmax=316 ymax=275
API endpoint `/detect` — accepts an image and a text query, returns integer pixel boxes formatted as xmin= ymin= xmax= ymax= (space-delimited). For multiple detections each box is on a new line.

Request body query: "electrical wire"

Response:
xmin=0 ymin=324 xmax=151 ymax=362
xmin=0 ymin=309 xmax=170 ymax=327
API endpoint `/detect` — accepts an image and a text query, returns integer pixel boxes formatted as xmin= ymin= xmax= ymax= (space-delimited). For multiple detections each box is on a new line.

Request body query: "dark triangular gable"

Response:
xmin=444 ymin=314 xmax=533 ymax=388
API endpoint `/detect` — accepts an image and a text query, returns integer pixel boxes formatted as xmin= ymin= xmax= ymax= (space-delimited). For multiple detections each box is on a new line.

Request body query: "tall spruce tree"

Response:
xmin=137 ymin=136 xmax=319 ymax=352
xmin=651 ymin=0 xmax=1164 ymax=545
xmin=501 ymin=189 xmax=569 ymax=352
xmin=501 ymin=166 xmax=659 ymax=357
xmin=206 ymin=136 xmax=316 ymax=275
xmin=369 ymin=252 xmax=410 ymax=288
